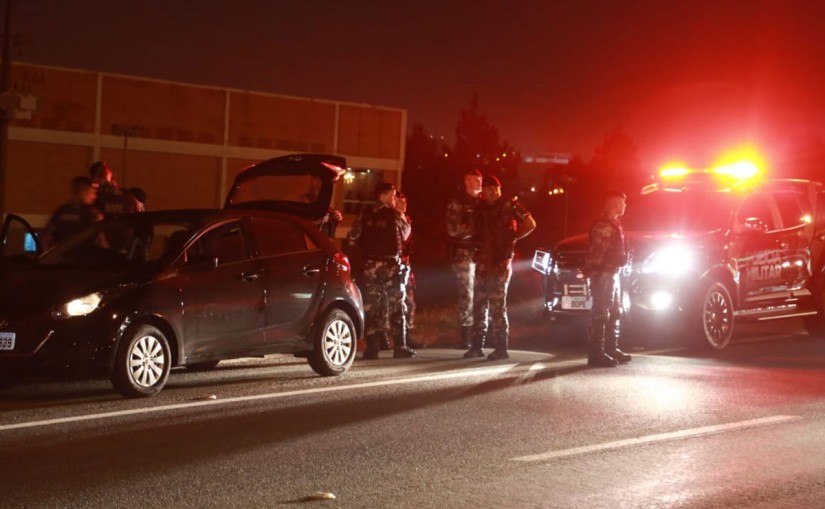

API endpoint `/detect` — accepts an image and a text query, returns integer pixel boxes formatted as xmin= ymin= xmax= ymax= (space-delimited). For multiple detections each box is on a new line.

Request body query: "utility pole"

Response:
xmin=0 ymin=0 xmax=13 ymax=216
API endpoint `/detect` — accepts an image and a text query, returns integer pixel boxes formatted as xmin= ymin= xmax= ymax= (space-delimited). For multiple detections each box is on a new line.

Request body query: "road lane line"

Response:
xmin=511 ymin=414 xmax=802 ymax=462
xmin=0 ymin=361 xmax=580 ymax=432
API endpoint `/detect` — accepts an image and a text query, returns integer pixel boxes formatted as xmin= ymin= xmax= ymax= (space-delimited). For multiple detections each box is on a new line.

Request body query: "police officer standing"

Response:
xmin=89 ymin=161 xmax=136 ymax=216
xmin=446 ymin=169 xmax=483 ymax=349
xmin=347 ymin=182 xmax=415 ymax=360
xmin=396 ymin=191 xmax=422 ymax=349
xmin=42 ymin=176 xmax=103 ymax=249
xmin=464 ymin=176 xmax=536 ymax=360
xmin=584 ymin=191 xmax=632 ymax=367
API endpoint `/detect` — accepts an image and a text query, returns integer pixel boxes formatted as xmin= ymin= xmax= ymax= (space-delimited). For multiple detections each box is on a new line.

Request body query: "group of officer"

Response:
xmin=42 ymin=161 xmax=145 ymax=249
xmin=347 ymin=169 xmax=633 ymax=365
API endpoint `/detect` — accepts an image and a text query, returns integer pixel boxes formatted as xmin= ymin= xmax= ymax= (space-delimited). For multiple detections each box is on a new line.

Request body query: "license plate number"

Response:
xmin=561 ymin=296 xmax=592 ymax=310
xmin=0 ymin=332 xmax=15 ymax=351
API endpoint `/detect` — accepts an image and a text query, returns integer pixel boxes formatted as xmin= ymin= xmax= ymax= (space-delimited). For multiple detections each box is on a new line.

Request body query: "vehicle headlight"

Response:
xmin=52 ymin=292 xmax=103 ymax=319
xmin=642 ymin=246 xmax=694 ymax=275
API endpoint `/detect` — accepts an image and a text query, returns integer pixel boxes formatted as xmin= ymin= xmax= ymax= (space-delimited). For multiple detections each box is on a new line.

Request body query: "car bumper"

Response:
xmin=0 ymin=312 xmax=121 ymax=379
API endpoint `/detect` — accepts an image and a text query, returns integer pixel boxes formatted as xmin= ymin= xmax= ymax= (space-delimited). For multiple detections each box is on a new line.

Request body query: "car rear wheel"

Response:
xmin=111 ymin=324 xmax=172 ymax=398
xmin=308 ymin=309 xmax=356 ymax=376
xmin=694 ymin=281 xmax=734 ymax=350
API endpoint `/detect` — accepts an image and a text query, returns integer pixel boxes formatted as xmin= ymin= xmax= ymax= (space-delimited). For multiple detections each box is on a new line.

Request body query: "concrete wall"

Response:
xmin=4 ymin=62 xmax=407 ymax=235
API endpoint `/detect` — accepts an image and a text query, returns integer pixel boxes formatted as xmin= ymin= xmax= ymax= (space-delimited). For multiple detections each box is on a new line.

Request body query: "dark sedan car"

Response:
xmin=0 ymin=154 xmax=363 ymax=397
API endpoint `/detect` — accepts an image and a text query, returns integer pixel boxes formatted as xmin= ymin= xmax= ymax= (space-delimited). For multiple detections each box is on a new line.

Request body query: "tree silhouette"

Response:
xmin=453 ymin=93 xmax=521 ymax=188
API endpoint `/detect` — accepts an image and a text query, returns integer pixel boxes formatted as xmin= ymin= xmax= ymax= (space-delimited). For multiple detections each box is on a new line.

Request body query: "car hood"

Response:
xmin=0 ymin=266 xmax=144 ymax=313
xmin=224 ymin=153 xmax=346 ymax=221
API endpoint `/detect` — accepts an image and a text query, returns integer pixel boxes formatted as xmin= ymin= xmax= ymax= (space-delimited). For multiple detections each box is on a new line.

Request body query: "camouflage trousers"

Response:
xmin=363 ymin=258 xmax=407 ymax=352
xmin=374 ymin=262 xmax=415 ymax=347
xmin=451 ymin=248 xmax=475 ymax=328
xmin=471 ymin=259 xmax=512 ymax=350
xmin=587 ymin=271 xmax=622 ymax=353
xmin=401 ymin=261 xmax=416 ymax=329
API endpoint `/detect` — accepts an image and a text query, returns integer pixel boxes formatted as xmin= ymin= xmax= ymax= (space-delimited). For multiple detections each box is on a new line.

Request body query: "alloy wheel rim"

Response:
xmin=704 ymin=289 xmax=732 ymax=347
xmin=129 ymin=335 xmax=166 ymax=387
xmin=323 ymin=319 xmax=353 ymax=367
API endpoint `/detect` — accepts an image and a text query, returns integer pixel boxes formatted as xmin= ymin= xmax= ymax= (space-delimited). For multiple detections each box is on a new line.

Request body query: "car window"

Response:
xmin=187 ymin=221 xmax=248 ymax=265
xmin=773 ymin=192 xmax=811 ymax=229
xmin=622 ymin=191 xmax=736 ymax=231
xmin=38 ymin=218 xmax=199 ymax=268
xmin=250 ymin=217 xmax=316 ymax=256
xmin=737 ymin=194 xmax=776 ymax=231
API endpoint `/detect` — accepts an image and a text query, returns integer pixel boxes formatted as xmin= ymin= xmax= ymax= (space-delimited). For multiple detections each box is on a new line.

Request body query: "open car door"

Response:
xmin=224 ymin=153 xmax=346 ymax=221
xmin=0 ymin=214 xmax=41 ymax=261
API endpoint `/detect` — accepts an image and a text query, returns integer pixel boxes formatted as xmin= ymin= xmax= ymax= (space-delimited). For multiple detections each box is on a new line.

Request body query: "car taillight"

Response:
xmin=333 ymin=252 xmax=350 ymax=272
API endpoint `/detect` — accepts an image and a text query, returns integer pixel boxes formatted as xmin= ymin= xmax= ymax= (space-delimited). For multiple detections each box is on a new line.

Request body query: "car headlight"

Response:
xmin=642 ymin=246 xmax=694 ymax=275
xmin=52 ymin=292 xmax=103 ymax=319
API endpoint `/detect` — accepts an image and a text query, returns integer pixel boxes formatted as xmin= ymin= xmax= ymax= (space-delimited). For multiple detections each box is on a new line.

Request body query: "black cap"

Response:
xmin=482 ymin=176 xmax=501 ymax=188
xmin=465 ymin=168 xmax=483 ymax=178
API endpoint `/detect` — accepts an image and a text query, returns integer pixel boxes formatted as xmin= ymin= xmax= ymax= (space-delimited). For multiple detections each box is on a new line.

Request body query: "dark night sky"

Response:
xmin=11 ymin=0 xmax=825 ymax=167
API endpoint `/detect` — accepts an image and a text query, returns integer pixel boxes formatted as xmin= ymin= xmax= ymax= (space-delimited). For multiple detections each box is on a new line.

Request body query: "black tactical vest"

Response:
xmin=359 ymin=205 xmax=401 ymax=258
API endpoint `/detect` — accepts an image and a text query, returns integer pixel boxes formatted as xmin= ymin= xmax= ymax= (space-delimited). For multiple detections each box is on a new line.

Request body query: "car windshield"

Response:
xmin=622 ymin=190 xmax=737 ymax=232
xmin=37 ymin=217 xmax=199 ymax=269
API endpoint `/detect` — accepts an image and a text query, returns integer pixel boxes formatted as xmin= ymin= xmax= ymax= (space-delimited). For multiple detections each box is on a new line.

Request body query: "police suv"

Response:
xmin=532 ymin=166 xmax=825 ymax=349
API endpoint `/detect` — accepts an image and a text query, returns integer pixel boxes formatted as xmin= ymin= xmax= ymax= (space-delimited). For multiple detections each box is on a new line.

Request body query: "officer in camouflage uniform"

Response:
xmin=396 ymin=192 xmax=422 ymax=348
xmin=446 ymin=169 xmax=483 ymax=349
xmin=89 ymin=161 xmax=136 ymax=217
xmin=347 ymin=182 xmax=415 ymax=360
xmin=464 ymin=176 xmax=536 ymax=361
xmin=584 ymin=191 xmax=632 ymax=367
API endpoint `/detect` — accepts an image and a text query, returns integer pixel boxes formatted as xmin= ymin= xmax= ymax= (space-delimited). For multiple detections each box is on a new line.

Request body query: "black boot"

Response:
xmin=394 ymin=346 xmax=416 ymax=359
xmin=379 ymin=333 xmax=391 ymax=351
xmin=460 ymin=326 xmax=472 ymax=349
xmin=588 ymin=351 xmax=618 ymax=367
xmin=588 ymin=337 xmax=617 ymax=367
xmin=605 ymin=321 xmax=631 ymax=363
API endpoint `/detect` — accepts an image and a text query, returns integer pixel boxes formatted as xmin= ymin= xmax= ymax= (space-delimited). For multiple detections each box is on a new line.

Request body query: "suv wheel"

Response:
xmin=695 ymin=281 xmax=734 ymax=350
xmin=111 ymin=324 xmax=172 ymax=398
xmin=308 ymin=309 xmax=356 ymax=376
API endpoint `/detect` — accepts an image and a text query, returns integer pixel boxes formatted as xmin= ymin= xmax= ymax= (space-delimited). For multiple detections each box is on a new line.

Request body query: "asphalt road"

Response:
xmin=1 ymin=321 xmax=824 ymax=508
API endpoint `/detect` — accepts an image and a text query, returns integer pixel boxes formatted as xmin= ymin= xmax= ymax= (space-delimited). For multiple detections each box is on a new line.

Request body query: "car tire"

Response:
xmin=111 ymin=323 xmax=172 ymax=398
xmin=692 ymin=281 xmax=734 ymax=350
xmin=803 ymin=285 xmax=825 ymax=338
xmin=308 ymin=308 xmax=356 ymax=376
xmin=185 ymin=360 xmax=221 ymax=372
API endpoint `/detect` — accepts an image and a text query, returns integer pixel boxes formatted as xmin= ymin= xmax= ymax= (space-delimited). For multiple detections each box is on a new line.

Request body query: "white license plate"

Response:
xmin=0 ymin=332 xmax=15 ymax=351
xmin=561 ymin=296 xmax=592 ymax=310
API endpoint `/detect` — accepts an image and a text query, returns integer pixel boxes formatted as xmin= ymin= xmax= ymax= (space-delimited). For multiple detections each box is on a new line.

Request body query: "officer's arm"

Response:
xmin=515 ymin=214 xmax=536 ymax=241
xmin=347 ymin=213 xmax=363 ymax=245
xmin=445 ymin=200 xmax=470 ymax=240
xmin=585 ymin=222 xmax=611 ymax=269
xmin=397 ymin=211 xmax=411 ymax=242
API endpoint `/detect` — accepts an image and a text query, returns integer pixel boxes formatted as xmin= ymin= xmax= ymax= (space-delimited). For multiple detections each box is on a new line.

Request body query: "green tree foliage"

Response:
xmin=401 ymin=123 xmax=453 ymax=263
xmin=453 ymin=93 xmax=521 ymax=188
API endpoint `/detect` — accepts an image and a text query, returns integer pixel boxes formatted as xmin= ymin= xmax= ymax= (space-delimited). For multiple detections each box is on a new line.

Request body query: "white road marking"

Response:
xmin=511 ymin=414 xmax=802 ymax=462
xmin=0 ymin=361 xmax=565 ymax=432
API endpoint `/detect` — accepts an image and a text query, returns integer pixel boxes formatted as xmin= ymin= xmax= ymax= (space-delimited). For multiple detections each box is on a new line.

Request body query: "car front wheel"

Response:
xmin=308 ymin=309 xmax=356 ymax=376
xmin=694 ymin=281 xmax=734 ymax=350
xmin=111 ymin=324 xmax=172 ymax=398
